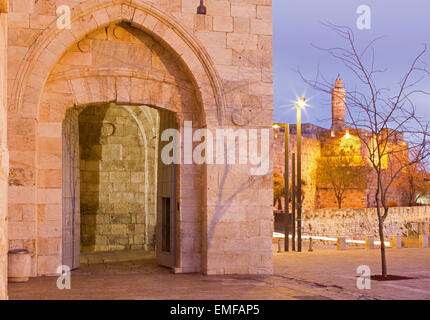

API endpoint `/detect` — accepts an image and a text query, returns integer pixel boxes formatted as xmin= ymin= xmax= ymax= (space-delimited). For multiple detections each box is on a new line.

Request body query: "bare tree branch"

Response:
xmin=300 ymin=23 xmax=430 ymax=277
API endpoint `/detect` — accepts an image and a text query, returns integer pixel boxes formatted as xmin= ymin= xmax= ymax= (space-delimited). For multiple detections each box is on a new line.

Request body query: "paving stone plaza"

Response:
xmin=8 ymin=247 xmax=430 ymax=300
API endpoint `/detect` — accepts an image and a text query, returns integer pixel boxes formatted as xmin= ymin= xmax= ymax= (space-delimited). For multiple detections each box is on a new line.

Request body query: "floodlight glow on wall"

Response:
xmin=272 ymin=124 xmax=281 ymax=138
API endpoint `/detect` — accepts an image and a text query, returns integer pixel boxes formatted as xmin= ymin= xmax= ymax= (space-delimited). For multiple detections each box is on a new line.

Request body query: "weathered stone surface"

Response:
xmin=0 ymin=8 xmax=8 ymax=300
xmin=3 ymin=0 xmax=274 ymax=283
xmin=79 ymin=103 xmax=157 ymax=253
xmin=273 ymin=128 xmax=321 ymax=210
xmin=301 ymin=206 xmax=430 ymax=239
xmin=273 ymin=78 xmax=408 ymax=210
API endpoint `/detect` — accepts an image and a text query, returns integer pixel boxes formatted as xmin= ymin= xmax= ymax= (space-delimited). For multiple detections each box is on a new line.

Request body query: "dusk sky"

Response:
xmin=273 ymin=0 xmax=430 ymax=128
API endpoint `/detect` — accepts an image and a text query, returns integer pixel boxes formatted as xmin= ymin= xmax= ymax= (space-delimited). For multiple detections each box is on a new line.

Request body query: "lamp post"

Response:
xmin=292 ymin=152 xmax=296 ymax=251
xmin=284 ymin=124 xmax=290 ymax=251
xmin=296 ymin=97 xmax=305 ymax=252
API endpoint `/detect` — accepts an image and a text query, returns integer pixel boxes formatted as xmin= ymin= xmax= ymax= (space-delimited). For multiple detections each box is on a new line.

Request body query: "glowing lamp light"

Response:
xmin=272 ymin=124 xmax=281 ymax=138
xmin=345 ymin=130 xmax=351 ymax=139
xmin=297 ymin=97 xmax=306 ymax=108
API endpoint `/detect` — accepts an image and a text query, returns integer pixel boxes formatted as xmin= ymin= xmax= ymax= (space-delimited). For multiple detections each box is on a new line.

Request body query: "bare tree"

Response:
xmin=301 ymin=23 xmax=430 ymax=277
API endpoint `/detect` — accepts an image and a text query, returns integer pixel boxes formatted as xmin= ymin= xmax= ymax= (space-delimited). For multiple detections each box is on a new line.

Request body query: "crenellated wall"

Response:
xmin=272 ymin=128 xmax=321 ymax=210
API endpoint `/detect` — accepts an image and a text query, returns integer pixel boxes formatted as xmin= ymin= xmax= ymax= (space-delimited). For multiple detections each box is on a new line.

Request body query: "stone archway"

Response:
xmin=8 ymin=0 xmax=226 ymax=125
xmin=6 ymin=0 xmax=275 ymax=280
xmin=6 ymin=2 xmax=228 ymax=275
xmin=62 ymin=102 xmax=161 ymax=269
xmin=12 ymin=2 xmax=220 ymax=275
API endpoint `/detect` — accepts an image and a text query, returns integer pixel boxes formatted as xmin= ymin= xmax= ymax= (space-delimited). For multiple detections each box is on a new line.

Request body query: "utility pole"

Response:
xmin=297 ymin=98 xmax=305 ymax=252
xmin=292 ymin=152 xmax=296 ymax=251
xmin=284 ymin=124 xmax=290 ymax=251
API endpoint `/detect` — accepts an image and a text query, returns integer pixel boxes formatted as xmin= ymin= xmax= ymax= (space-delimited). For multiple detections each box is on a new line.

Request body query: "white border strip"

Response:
xmin=273 ymin=233 xmax=391 ymax=247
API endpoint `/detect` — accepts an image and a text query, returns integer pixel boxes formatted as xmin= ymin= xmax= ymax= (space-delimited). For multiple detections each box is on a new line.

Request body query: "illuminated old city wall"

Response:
xmin=273 ymin=128 xmax=408 ymax=210
xmin=0 ymin=0 xmax=8 ymax=300
xmin=5 ymin=0 xmax=274 ymax=281
xmin=273 ymin=76 xmax=408 ymax=211
xmin=302 ymin=206 xmax=430 ymax=238
xmin=273 ymin=128 xmax=321 ymax=210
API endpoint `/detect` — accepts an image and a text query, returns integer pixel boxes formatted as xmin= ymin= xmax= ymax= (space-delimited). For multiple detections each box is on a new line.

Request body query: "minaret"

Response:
xmin=331 ymin=76 xmax=346 ymax=133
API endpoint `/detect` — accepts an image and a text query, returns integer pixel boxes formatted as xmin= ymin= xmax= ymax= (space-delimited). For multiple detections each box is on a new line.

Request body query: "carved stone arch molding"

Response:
xmin=9 ymin=0 xmax=226 ymax=126
xmin=43 ymin=68 xmax=197 ymax=116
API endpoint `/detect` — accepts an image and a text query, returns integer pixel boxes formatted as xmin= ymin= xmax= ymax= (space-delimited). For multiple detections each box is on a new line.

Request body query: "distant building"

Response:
xmin=273 ymin=77 xmax=409 ymax=209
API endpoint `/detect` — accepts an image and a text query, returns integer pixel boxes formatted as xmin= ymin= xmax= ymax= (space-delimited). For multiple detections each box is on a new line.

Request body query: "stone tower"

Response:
xmin=331 ymin=76 xmax=346 ymax=132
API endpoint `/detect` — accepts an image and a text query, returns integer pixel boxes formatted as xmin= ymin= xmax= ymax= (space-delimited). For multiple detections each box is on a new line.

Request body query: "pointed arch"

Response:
xmin=9 ymin=0 xmax=225 ymax=126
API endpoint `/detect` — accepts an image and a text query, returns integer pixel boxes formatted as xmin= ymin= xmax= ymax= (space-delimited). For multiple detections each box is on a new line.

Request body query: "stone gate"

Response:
xmin=1 ymin=0 xmax=274 ymax=298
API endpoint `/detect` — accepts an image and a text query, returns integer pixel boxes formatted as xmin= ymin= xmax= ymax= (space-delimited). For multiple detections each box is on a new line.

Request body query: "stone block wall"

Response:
xmin=273 ymin=128 xmax=321 ymax=209
xmin=79 ymin=103 xmax=157 ymax=252
xmin=273 ymin=128 xmax=409 ymax=210
xmin=182 ymin=0 xmax=274 ymax=275
xmin=315 ymin=161 xmax=408 ymax=209
xmin=0 ymin=1 xmax=8 ymax=300
xmin=6 ymin=0 xmax=274 ymax=276
xmin=302 ymin=206 xmax=430 ymax=238
xmin=316 ymin=188 xmax=366 ymax=209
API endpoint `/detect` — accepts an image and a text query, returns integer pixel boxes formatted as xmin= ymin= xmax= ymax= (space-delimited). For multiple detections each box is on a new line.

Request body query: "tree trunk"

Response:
xmin=375 ymin=173 xmax=388 ymax=278
xmin=377 ymin=207 xmax=388 ymax=277
xmin=335 ymin=191 xmax=342 ymax=209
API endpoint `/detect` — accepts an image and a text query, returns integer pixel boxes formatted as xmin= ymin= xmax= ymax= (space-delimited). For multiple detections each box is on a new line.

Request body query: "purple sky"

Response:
xmin=273 ymin=0 xmax=430 ymax=128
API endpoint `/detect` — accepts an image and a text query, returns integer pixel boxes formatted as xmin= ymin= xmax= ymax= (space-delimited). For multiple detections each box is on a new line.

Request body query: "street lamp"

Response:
xmin=297 ymin=97 xmax=306 ymax=109
xmin=296 ymin=97 xmax=305 ymax=252
xmin=284 ymin=123 xmax=290 ymax=252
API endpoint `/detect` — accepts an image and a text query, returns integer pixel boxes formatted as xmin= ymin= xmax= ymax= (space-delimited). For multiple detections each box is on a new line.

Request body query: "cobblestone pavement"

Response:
xmin=8 ymin=247 xmax=430 ymax=300
xmin=274 ymin=245 xmax=430 ymax=300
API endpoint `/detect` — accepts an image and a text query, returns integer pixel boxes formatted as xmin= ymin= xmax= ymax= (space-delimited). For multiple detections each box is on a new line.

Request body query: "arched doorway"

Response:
xmin=62 ymin=102 xmax=178 ymax=269
xmin=7 ymin=0 xmax=274 ymax=278
xmin=29 ymin=12 xmax=212 ymax=274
